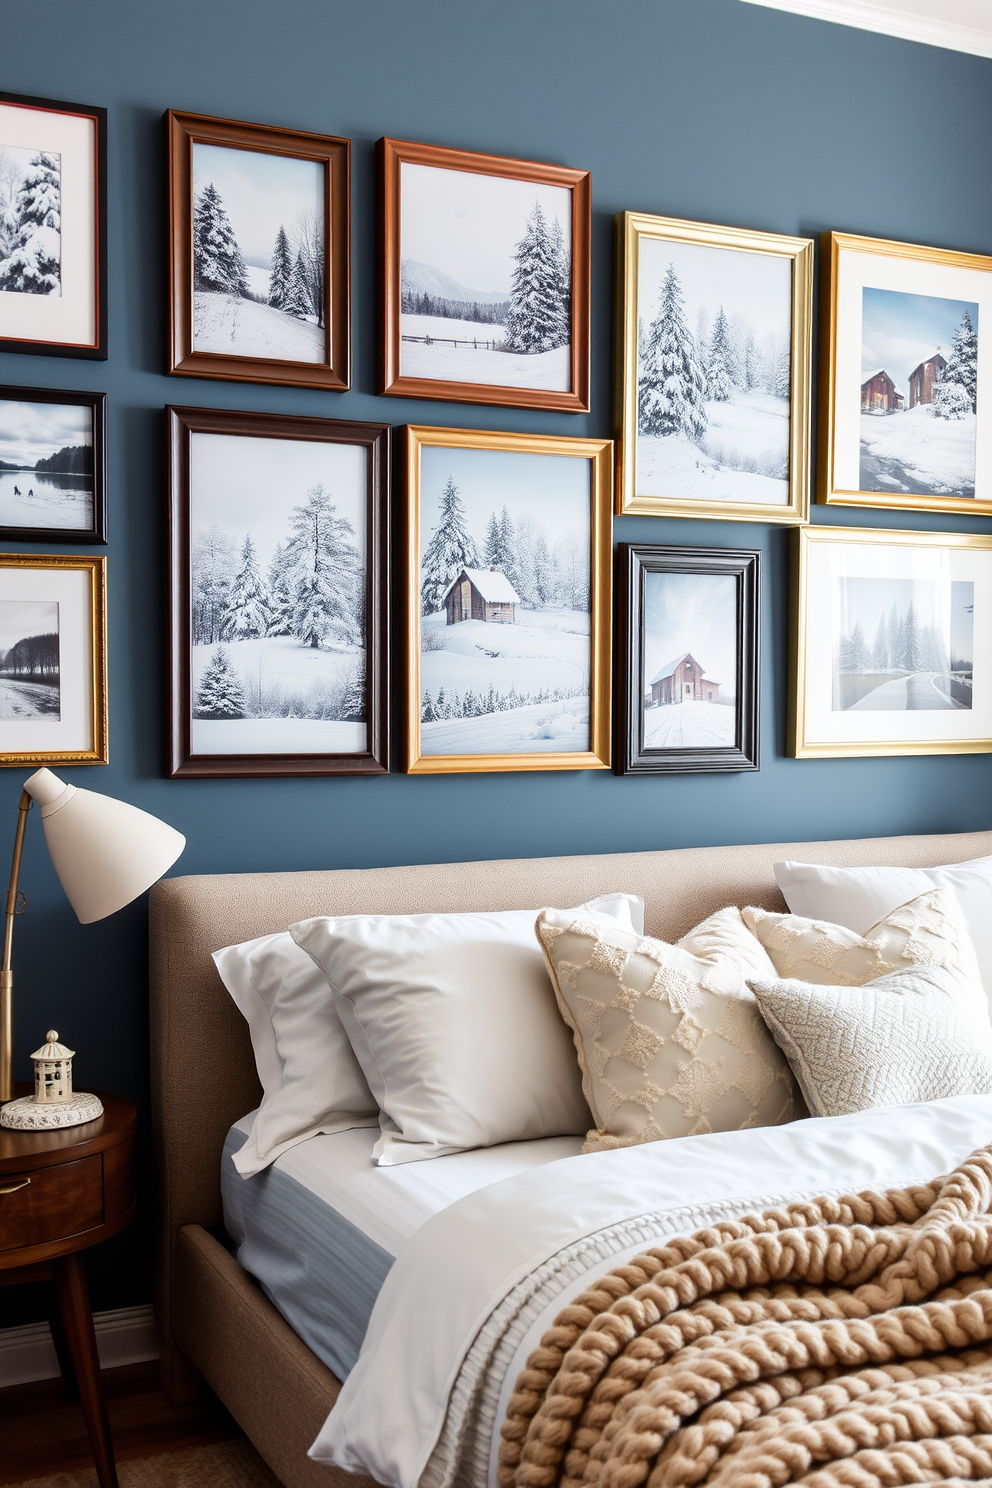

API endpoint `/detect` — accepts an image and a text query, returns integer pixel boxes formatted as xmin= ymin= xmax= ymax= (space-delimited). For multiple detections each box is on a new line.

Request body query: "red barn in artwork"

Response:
xmin=861 ymin=369 xmax=904 ymax=413
xmin=909 ymin=352 xmax=947 ymax=408
xmin=649 ymin=652 xmax=720 ymax=706
xmin=443 ymin=567 xmax=520 ymax=625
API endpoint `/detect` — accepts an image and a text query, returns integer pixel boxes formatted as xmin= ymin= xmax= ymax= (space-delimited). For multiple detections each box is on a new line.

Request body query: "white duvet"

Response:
xmin=310 ymin=1095 xmax=992 ymax=1488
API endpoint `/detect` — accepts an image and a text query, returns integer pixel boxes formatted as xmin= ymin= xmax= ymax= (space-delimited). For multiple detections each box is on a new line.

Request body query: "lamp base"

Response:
xmin=0 ymin=1091 xmax=104 ymax=1130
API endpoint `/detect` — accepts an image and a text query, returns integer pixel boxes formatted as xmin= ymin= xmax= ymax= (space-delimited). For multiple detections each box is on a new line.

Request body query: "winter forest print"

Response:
xmin=0 ymin=144 xmax=60 ymax=296
xmin=636 ymin=238 xmax=792 ymax=504
xmin=418 ymin=445 xmax=591 ymax=755
xmin=833 ymin=577 xmax=974 ymax=713
xmin=189 ymin=432 xmax=366 ymax=756
xmin=0 ymin=601 xmax=60 ymax=721
xmin=859 ymin=287 xmax=979 ymax=498
xmin=400 ymin=163 xmax=571 ymax=391
xmin=192 ymin=143 xmax=325 ymax=363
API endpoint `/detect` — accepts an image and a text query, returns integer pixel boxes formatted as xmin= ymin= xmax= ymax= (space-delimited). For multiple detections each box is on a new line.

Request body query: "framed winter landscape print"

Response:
xmin=167 ymin=406 xmax=389 ymax=778
xmin=617 ymin=544 xmax=758 ymax=775
xmin=167 ymin=111 xmax=349 ymax=390
xmin=379 ymin=137 xmax=590 ymax=411
xmin=0 ymin=91 xmax=107 ymax=359
xmin=0 ymin=386 xmax=106 ymax=541
xmin=818 ymin=231 xmax=992 ymax=515
xmin=403 ymin=425 xmax=612 ymax=774
xmin=0 ymin=554 xmax=107 ymax=767
xmin=789 ymin=525 xmax=992 ymax=759
xmin=615 ymin=211 xmax=813 ymax=522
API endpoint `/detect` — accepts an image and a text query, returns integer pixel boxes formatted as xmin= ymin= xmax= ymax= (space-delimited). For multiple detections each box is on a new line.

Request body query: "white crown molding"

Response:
xmin=0 ymin=1304 xmax=157 ymax=1388
xmin=738 ymin=1 xmax=992 ymax=58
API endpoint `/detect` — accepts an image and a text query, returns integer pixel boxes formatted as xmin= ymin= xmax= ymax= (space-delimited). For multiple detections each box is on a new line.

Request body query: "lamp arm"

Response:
xmin=0 ymin=790 xmax=31 ymax=1103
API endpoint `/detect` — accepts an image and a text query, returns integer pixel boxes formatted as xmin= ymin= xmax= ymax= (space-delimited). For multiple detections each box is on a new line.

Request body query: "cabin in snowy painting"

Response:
xmin=861 ymin=369 xmax=904 ymax=413
xmin=909 ymin=352 xmax=947 ymax=408
xmin=443 ymin=567 xmax=520 ymax=625
xmin=649 ymin=652 xmax=720 ymax=707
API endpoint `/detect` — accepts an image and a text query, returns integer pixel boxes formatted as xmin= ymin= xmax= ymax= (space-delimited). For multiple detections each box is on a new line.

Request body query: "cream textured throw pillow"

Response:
xmin=748 ymin=964 xmax=992 ymax=1118
xmin=742 ymin=888 xmax=985 ymax=1013
xmin=536 ymin=906 xmax=803 ymax=1153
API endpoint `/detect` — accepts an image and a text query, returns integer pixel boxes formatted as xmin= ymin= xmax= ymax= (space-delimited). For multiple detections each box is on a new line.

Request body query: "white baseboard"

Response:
xmin=0 ymin=1304 xmax=158 ymax=1388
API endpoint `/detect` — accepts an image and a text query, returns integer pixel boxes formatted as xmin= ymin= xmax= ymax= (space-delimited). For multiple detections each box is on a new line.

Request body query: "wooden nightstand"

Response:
xmin=0 ymin=1090 xmax=136 ymax=1488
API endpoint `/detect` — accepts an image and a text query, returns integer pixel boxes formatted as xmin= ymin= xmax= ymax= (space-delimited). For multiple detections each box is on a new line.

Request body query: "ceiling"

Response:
xmin=738 ymin=0 xmax=992 ymax=57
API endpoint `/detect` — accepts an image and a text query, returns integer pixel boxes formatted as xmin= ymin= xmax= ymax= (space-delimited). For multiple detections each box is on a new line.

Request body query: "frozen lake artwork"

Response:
xmin=418 ymin=445 xmax=591 ymax=755
xmin=0 ymin=600 xmax=60 ymax=721
xmin=636 ymin=238 xmax=792 ymax=504
xmin=189 ymin=431 xmax=367 ymax=756
xmin=192 ymin=142 xmax=325 ymax=363
xmin=0 ymin=397 xmax=93 ymax=532
xmin=859 ymin=287 xmax=978 ymax=498
xmin=400 ymin=162 xmax=571 ymax=391
xmin=833 ymin=576 xmax=973 ymax=712
xmin=641 ymin=571 xmax=737 ymax=749
xmin=0 ymin=143 xmax=60 ymax=295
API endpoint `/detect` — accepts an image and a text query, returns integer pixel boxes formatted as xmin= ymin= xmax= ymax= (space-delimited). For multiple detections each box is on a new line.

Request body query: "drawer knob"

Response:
xmin=0 ymin=1176 xmax=31 ymax=1195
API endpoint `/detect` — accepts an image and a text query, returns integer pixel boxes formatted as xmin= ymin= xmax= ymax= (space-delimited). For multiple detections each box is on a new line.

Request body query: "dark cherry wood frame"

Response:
xmin=378 ymin=136 xmax=590 ymax=412
xmin=167 ymin=405 xmax=389 ymax=778
xmin=0 ymin=92 xmax=108 ymax=360
xmin=616 ymin=544 xmax=760 ymax=775
xmin=0 ymin=385 xmax=107 ymax=542
xmin=166 ymin=111 xmax=350 ymax=390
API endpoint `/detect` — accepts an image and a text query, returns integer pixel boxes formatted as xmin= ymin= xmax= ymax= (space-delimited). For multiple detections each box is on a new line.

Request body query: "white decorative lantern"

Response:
xmin=0 ymin=1029 xmax=104 ymax=1130
xmin=33 ymin=1031 xmax=74 ymax=1103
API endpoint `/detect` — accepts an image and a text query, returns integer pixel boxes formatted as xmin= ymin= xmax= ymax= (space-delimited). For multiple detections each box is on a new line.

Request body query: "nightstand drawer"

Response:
xmin=0 ymin=1155 xmax=103 ymax=1252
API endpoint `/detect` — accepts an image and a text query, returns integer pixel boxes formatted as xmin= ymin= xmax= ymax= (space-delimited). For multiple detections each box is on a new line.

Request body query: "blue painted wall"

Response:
xmin=2 ymin=0 xmax=991 ymax=1321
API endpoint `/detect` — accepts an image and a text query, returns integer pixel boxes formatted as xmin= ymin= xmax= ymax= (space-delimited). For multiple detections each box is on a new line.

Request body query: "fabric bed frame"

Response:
xmin=149 ymin=829 xmax=992 ymax=1488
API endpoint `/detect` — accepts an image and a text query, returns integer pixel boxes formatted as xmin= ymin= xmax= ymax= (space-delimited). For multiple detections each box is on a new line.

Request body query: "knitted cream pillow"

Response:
xmin=742 ymin=888 xmax=985 ymax=1012
xmin=748 ymin=963 xmax=992 ymax=1118
xmin=536 ymin=906 xmax=803 ymax=1153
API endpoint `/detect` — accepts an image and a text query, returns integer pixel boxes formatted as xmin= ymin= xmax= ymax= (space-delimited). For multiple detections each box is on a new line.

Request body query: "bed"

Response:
xmin=149 ymin=828 xmax=992 ymax=1488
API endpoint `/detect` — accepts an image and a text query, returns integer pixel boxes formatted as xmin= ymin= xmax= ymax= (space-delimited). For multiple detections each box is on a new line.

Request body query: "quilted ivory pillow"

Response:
xmin=536 ymin=906 xmax=804 ymax=1153
xmin=748 ymin=963 xmax=992 ymax=1118
xmin=742 ymin=888 xmax=986 ymax=1014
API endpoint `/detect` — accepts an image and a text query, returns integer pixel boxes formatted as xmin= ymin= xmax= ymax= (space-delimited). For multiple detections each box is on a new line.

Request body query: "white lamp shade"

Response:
xmin=24 ymin=769 xmax=186 ymax=924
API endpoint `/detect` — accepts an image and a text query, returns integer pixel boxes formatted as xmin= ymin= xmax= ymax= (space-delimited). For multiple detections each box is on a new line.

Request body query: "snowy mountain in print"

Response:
xmin=401 ymin=259 xmax=507 ymax=305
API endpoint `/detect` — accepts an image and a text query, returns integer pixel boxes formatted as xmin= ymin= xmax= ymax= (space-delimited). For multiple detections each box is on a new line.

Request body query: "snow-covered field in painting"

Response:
xmin=400 ymin=313 xmax=570 ymax=390
xmin=644 ymin=700 xmax=734 ymax=748
xmin=243 ymin=265 xmax=270 ymax=299
xmin=0 ymin=471 xmax=92 ymax=529
xmin=421 ymin=696 xmax=589 ymax=754
xmin=638 ymin=391 xmax=790 ymax=504
xmin=193 ymin=291 xmax=325 ymax=361
xmin=859 ymin=406 xmax=977 ymax=497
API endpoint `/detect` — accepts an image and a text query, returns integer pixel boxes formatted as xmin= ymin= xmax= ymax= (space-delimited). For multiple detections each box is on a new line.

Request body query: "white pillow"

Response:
xmin=290 ymin=893 xmax=644 ymax=1167
xmin=213 ymin=932 xmax=379 ymax=1178
xmin=774 ymin=855 xmax=992 ymax=1009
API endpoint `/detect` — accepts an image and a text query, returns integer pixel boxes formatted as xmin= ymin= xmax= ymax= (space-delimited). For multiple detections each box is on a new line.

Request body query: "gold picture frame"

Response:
xmin=615 ymin=210 xmax=813 ymax=523
xmin=0 ymin=554 xmax=107 ymax=767
xmin=789 ymin=525 xmax=992 ymax=759
xmin=818 ymin=231 xmax=992 ymax=515
xmin=403 ymin=425 xmax=612 ymax=774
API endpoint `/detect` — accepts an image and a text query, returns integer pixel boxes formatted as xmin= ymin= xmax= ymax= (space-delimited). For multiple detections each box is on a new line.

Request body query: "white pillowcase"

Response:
xmin=213 ymin=932 xmax=378 ymax=1178
xmin=775 ymin=855 xmax=992 ymax=1009
xmin=290 ymin=893 xmax=644 ymax=1167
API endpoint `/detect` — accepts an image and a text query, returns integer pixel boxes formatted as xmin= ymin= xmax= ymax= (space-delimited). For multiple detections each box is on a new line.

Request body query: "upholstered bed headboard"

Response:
xmin=149 ymin=829 xmax=992 ymax=1362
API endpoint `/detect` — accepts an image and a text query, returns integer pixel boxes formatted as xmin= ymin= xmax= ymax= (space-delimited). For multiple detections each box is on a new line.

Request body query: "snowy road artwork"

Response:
xmin=643 ymin=700 xmax=734 ymax=748
xmin=859 ymin=406 xmax=976 ymax=498
xmin=0 ymin=678 xmax=60 ymax=720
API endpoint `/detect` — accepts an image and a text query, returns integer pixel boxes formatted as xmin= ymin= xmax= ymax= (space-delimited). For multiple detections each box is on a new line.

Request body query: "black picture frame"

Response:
xmin=616 ymin=544 xmax=759 ymax=774
xmin=0 ymin=385 xmax=106 ymax=542
xmin=0 ymin=91 xmax=108 ymax=359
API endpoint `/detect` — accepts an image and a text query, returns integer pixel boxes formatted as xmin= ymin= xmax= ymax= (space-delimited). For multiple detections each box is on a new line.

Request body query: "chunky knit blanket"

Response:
xmin=498 ymin=1145 xmax=992 ymax=1488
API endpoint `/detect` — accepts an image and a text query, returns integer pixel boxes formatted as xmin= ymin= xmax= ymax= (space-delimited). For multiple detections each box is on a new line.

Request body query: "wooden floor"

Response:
xmin=0 ymin=1361 xmax=242 ymax=1485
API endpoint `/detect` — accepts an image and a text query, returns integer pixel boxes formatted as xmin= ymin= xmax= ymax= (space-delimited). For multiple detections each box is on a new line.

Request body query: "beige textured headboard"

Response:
xmin=149 ymin=829 xmax=992 ymax=1357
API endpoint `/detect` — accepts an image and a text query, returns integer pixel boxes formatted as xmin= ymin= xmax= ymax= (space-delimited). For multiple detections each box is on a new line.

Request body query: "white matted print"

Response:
xmin=643 ymin=571 xmax=737 ymax=749
xmin=189 ymin=432 xmax=366 ymax=756
xmin=192 ymin=143 xmax=326 ymax=364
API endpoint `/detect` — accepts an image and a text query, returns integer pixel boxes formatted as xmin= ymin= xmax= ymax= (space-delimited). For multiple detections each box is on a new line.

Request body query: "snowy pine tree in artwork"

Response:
xmin=0 ymin=150 xmax=61 ymax=296
xmin=193 ymin=646 xmax=247 ymax=719
xmin=420 ymin=477 xmax=479 ymax=615
xmin=503 ymin=202 xmax=570 ymax=355
xmin=285 ymin=251 xmax=313 ymax=320
xmin=222 ymin=535 xmax=272 ymax=640
xmin=932 ymin=310 xmax=978 ymax=420
xmin=638 ymin=264 xmax=707 ymax=440
xmin=281 ymin=485 xmax=363 ymax=648
xmin=268 ymin=226 xmax=293 ymax=310
xmin=193 ymin=183 xmax=249 ymax=297
xmin=705 ymin=307 xmax=735 ymax=404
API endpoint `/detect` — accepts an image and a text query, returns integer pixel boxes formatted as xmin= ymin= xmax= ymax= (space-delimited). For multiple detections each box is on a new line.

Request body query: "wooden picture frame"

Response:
xmin=167 ymin=405 xmax=389 ymax=778
xmin=379 ymin=137 xmax=590 ymax=411
xmin=789 ymin=525 xmax=992 ymax=758
xmin=0 ymin=553 xmax=107 ymax=767
xmin=617 ymin=544 xmax=759 ymax=774
xmin=403 ymin=424 xmax=611 ymax=774
xmin=615 ymin=211 xmax=813 ymax=522
xmin=0 ymin=386 xmax=106 ymax=542
xmin=0 ymin=91 xmax=107 ymax=359
xmin=818 ymin=231 xmax=992 ymax=515
xmin=167 ymin=111 xmax=350 ymax=390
